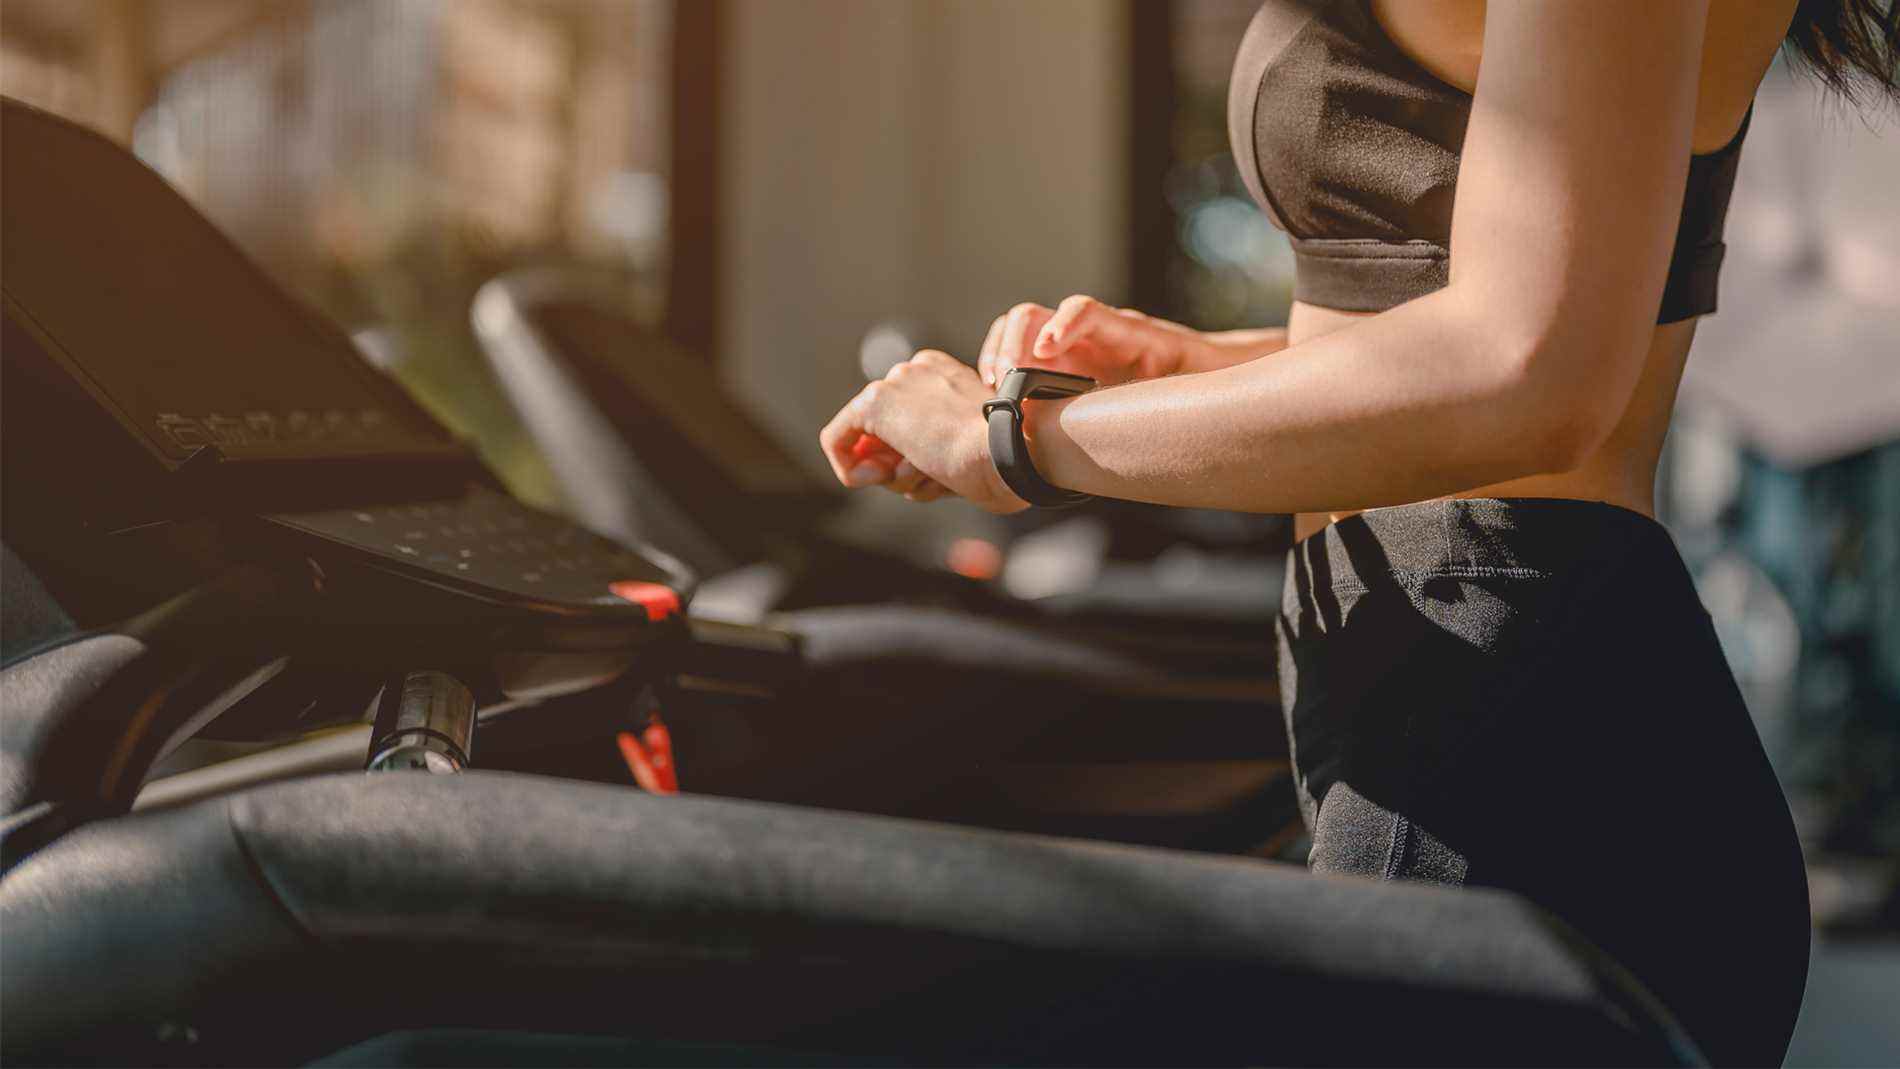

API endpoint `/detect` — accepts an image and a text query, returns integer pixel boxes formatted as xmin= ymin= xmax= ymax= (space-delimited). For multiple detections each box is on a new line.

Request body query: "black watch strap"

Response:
xmin=982 ymin=368 xmax=1095 ymax=509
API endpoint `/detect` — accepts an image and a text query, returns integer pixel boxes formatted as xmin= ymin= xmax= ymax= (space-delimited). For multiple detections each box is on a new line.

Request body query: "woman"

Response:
xmin=821 ymin=1 xmax=1898 ymax=1063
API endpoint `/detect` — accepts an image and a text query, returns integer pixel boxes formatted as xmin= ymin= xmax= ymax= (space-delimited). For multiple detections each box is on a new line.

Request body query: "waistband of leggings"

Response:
xmin=1286 ymin=498 xmax=1675 ymax=590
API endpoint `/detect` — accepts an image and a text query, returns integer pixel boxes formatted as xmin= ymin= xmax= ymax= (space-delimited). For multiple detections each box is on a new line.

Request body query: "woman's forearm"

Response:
xmin=1025 ymin=290 xmax=1608 ymax=514
xmin=1180 ymin=326 xmax=1289 ymax=374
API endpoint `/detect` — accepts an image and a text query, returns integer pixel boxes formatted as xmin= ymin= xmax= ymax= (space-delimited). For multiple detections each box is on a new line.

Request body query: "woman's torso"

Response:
xmin=1258 ymin=0 xmax=1794 ymax=542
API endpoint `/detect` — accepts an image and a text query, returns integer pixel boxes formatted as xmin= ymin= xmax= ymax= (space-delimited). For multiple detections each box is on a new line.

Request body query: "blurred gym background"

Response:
xmin=3 ymin=2 xmax=1894 ymax=1062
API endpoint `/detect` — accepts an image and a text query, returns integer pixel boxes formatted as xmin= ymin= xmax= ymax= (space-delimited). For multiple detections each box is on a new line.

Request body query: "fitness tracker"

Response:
xmin=982 ymin=367 xmax=1096 ymax=508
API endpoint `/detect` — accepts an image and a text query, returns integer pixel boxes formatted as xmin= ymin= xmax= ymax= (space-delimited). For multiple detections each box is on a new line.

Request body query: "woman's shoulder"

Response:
xmin=1370 ymin=0 xmax=1797 ymax=152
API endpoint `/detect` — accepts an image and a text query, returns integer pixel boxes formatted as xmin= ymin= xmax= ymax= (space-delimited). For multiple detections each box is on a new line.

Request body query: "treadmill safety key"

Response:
xmin=608 ymin=581 xmax=681 ymax=622
xmin=616 ymin=686 xmax=679 ymax=795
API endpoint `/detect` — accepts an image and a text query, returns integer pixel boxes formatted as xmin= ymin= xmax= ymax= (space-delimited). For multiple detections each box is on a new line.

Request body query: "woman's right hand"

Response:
xmin=976 ymin=295 xmax=1211 ymax=388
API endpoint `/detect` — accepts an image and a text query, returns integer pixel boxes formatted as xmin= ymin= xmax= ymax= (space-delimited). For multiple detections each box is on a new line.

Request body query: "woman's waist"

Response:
xmin=1284 ymin=301 xmax=1692 ymax=544
xmin=1293 ymin=469 xmax=1659 ymax=545
xmin=1285 ymin=495 xmax=1680 ymax=598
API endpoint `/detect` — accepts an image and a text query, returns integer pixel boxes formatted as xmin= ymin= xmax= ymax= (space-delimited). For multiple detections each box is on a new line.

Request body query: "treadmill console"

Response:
xmin=0 ymin=102 xmax=448 ymax=470
xmin=0 ymin=96 xmax=689 ymax=649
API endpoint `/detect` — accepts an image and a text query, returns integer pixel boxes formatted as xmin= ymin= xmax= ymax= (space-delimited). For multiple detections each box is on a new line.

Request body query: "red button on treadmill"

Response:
xmin=609 ymin=581 xmax=681 ymax=621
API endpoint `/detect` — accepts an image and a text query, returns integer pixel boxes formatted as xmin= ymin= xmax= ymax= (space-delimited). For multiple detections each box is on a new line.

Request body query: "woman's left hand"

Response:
xmin=819 ymin=350 xmax=1028 ymax=514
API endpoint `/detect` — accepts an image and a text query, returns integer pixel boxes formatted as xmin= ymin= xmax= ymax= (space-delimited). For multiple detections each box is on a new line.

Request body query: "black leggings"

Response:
xmin=1278 ymin=498 xmax=1811 ymax=1066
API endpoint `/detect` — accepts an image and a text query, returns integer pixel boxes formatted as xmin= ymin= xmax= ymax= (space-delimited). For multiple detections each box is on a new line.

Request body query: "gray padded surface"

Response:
xmin=1 ymin=771 xmax=1693 ymax=1065
xmin=0 ymin=633 xmax=146 ymax=813
xmin=0 ymin=542 xmax=75 ymax=663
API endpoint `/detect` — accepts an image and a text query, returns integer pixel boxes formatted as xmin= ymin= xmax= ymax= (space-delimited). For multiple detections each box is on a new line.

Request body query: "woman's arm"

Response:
xmin=976 ymin=298 xmax=1287 ymax=387
xmin=847 ymin=307 xmax=1289 ymax=505
xmin=1018 ymin=0 xmax=1709 ymax=513
xmin=1190 ymin=327 xmax=1289 ymax=373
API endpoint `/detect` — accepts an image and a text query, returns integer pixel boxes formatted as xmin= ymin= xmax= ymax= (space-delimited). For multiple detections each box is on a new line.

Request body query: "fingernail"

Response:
xmin=846 ymin=462 xmax=885 ymax=486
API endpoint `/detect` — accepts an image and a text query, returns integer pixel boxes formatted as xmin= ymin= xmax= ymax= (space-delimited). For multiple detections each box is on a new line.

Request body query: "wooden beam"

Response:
xmin=92 ymin=0 xmax=152 ymax=144
xmin=1126 ymin=0 xmax=1175 ymax=315
xmin=666 ymin=0 xmax=723 ymax=362
xmin=148 ymin=1 xmax=301 ymax=77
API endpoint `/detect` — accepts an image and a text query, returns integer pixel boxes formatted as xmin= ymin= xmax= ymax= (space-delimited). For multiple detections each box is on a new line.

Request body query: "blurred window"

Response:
xmin=2 ymin=0 xmax=680 ymax=506
xmin=1131 ymin=0 xmax=1296 ymax=330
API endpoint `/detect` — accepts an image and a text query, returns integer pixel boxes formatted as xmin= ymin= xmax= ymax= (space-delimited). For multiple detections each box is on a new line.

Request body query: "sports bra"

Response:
xmin=1227 ymin=0 xmax=1749 ymax=323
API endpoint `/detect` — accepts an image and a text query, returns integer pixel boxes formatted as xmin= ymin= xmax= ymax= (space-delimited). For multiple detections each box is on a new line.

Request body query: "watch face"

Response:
xmin=1002 ymin=367 xmax=1097 ymax=402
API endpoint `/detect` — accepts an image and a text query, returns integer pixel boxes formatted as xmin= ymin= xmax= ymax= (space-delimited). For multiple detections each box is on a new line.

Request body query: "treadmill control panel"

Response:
xmin=271 ymin=488 xmax=684 ymax=617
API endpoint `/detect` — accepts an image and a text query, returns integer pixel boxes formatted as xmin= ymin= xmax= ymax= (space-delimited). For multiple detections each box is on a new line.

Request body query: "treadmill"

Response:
xmin=0 ymin=97 xmax=1704 ymax=1067
xmin=470 ymin=269 xmax=1287 ymax=631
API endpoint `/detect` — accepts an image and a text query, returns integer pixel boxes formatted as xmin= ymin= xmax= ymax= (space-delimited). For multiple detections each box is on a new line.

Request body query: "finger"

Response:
xmin=850 ymin=459 xmax=895 ymax=487
xmin=995 ymin=303 xmax=1051 ymax=383
xmin=910 ymin=349 xmax=966 ymax=382
xmin=1035 ymin=294 xmax=1114 ymax=358
xmin=881 ymin=459 xmax=929 ymax=496
xmin=978 ymin=315 xmax=1006 ymax=385
xmin=850 ymin=433 xmax=894 ymax=461
xmin=853 ymin=434 xmax=904 ymax=472
xmin=818 ymin=399 xmax=863 ymax=484
xmin=819 ymin=384 xmax=893 ymax=486
xmin=906 ymin=480 xmax=946 ymax=502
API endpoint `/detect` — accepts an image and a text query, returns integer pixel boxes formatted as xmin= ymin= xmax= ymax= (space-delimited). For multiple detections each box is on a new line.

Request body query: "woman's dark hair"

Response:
xmin=1784 ymin=0 xmax=1900 ymax=105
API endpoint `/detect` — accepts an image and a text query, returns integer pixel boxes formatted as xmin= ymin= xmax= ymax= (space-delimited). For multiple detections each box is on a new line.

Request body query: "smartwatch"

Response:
xmin=982 ymin=367 xmax=1096 ymax=508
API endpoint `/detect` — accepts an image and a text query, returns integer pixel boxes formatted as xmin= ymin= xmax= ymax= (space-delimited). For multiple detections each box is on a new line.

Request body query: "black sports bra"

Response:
xmin=1228 ymin=0 xmax=1749 ymax=323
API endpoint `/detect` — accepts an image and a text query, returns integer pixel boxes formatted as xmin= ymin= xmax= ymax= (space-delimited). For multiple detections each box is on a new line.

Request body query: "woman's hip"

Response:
xmin=1272 ymin=496 xmax=1810 ymax=1065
